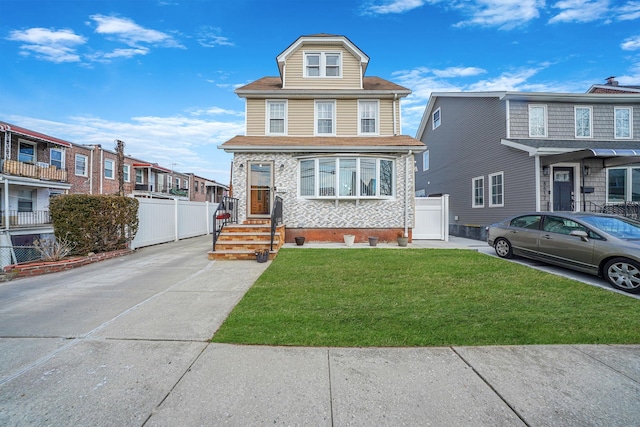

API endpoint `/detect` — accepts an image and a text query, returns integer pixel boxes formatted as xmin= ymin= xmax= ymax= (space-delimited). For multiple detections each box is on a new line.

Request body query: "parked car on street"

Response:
xmin=487 ymin=212 xmax=640 ymax=294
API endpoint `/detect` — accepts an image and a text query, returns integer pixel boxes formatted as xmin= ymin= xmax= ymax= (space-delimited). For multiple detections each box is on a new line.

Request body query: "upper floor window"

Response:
xmin=473 ymin=176 xmax=484 ymax=208
xmin=575 ymin=106 xmax=592 ymax=138
xmin=358 ymin=100 xmax=378 ymax=134
xmin=315 ymin=100 xmax=335 ymax=135
xmin=489 ymin=171 xmax=504 ymax=207
xmin=528 ymin=104 xmax=547 ymax=137
xmin=75 ymin=154 xmax=87 ymax=176
xmin=300 ymin=157 xmax=394 ymax=199
xmin=422 ymin=150 xmax=429 ymax=171
xmin=18 ymin=140 xmax=36 ymax=164
xmin=104 ymin=159 xmax=114 ymax=179
xmin=615 ymin=107 xmax=632 ymax=139
xmin=267 ymin=100 xmax=286 ymax=135
xmin=432 ymin=108 xmax=441 ymax=130
xmin=123 ymin=164 xmax=130 ymax=182
xmin=50 ymin=148 xmax=64 ymax=169
xmin=304 ymin=52 xmax=341 ymax=77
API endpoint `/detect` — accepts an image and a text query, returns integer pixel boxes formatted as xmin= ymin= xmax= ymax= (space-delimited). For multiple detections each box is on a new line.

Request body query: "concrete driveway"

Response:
xmin=1 ymin=235 xmax=639 ymax=426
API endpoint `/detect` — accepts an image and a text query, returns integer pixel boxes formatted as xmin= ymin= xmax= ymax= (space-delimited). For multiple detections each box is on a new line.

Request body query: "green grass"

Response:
xmin=211 ymin=248 xmax=640 ymax=347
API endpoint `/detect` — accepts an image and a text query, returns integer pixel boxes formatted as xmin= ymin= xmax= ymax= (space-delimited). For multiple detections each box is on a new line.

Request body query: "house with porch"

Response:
xmin=415 ymin=87 xmax=640 ymax=240
xmin=214 ymin=34 xmax=425 ymax=259
xmin=0 ymin=121 xmax=72 ymax=266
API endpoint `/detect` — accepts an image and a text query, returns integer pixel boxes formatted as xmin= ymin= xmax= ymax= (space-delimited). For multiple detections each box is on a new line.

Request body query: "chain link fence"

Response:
xmin=0 ymin=246 xmax=42 ymax=266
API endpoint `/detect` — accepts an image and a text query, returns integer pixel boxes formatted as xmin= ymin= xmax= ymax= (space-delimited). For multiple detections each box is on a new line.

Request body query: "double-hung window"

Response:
xmin=18 ymin=141 xmax=36 ymax=164
xmin=267 ymin=100 xmax=286 ymax=135
xmin=50 ymin=148 xmax=64 ymax=169
xmin=489 ymin=172 xmax=504 ymax=207
xmin=104 ymin=159 xmax=114 ymax=179
xmin=422 ymin=150 xmax=429 ymax=171
xmin=575 ymin=106 xmax=592 ymax=138
xmin=358 ymin=100 xmax=378 ymax=134
xmin=615 ymin=107 xmax=632 ymax=139
xmin=136 ymin=169 xmax=144 ymax=184
xmin=305 ymin=52 xmax=341 ymax=77
xmin=432 ymin=108 xmax=441 ymax=129
xmin=123 ymin=165 xmax=130 ymax=182
xmin=300 ymin=157 xmax=393 ymax=199
xmin=315 ymin=100 xmax=335 ymax=135
xmin=472 ymin=176 xmax=484 ymax=208
xmin=75 ymin=154 xmax=87 ymax=176
xmin=18 ymin=189 xmax=34 ymax=212
xmin=528 ymin=104 xmax=547 ymax=137
xmin=175 ymin=177 xmax=180 ymax=188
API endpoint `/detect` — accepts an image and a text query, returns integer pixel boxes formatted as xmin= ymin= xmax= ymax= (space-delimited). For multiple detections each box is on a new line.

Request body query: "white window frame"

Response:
xmin=315 ymin=100 xmax=336 ymax=136
xmin=489 ymin=171 xmax=504 ymax=207
xmin=50 ymin=148 xmax=64 ymax=170
xmin=168 ymin=175 xmax=173 ymax=189
xmin=358 ymin=100 xmax=379 ymax=135
xmin=175 ymin=177 xmax=180 ymax=188
xmin=298 ymin=157 xmax=395 ymax=200
xmin=184 ymin=179 xmax=188 ymax=189
xmin=104 ymin=159 xmax=114 ymax=180
xmin=123 ymin=164 xmax=130 ymax=182
xmin=606 ymin=166 xmax=640 ymax=202
xmin=575 ymin=106 xmax=592 ymax=138
xmin=75 ymin=154 xmax=88 ymax=176
xmin=422 ymin=150 xmax=429 ymax=171
xmin=432 ymin=107 xmax=441 ymax=130
xmin=528 ymin=104 xmax=547 ymax=137
xmin=18 ymin=140 xmax=36 ymax=164
xmin=304 ymin=51 xmax=342 ymax=78
xmin=615 ymin=106 xmax=633 ymax=139
xmin=135 ymin=169 xmax=144 ymax=184
xmin=472 ymin=176 xmax=484 ymax=208
xmin=266 ymin=100 xmax=287 ymax=135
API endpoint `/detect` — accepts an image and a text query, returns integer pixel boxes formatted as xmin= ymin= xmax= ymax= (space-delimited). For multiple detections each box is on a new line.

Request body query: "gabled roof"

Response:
xmin=275 ymin=34 xmax=370 ymax=80
xmin=235 ymin=76 xmax=410 ymax=97
xmin=0 ymin=121 xmax=73 ymax=148
xmin=587 ymin=84 xmax=640 ymax=94
xmin=219 ymin=135 xmax=425 ymax=153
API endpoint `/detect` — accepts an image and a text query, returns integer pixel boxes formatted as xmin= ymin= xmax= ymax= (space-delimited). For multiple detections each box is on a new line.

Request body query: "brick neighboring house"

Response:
xmin=187 ymin=173 xmax=228 ymax=203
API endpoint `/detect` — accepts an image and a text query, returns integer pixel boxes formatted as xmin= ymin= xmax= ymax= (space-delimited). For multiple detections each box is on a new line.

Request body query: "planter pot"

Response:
xmin=368 ymin=236 xmax=378 ymax=246
xmin=255 ymin=250 xmax=269 ymax=263
xmin=294 ymin=236 xmax=306 ymax=246
xmin=397 ymin=237 xmax=409 ymax=247
xmin=343 ymin=234 xmax=355 ymax=247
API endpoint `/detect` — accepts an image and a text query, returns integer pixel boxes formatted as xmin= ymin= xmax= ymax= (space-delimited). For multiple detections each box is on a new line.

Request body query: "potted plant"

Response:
xmin=294 ymin=236 xmax=305 ymax=246
xmin=255 ymin=249 xmax=269 ymax=263
xmin=397 ymin=232 xmax=408 ymax=247
xmin=343 ymin=234 xmax=355 ymax=246
xmin=368 ymin=236 xmax=378 ymax=246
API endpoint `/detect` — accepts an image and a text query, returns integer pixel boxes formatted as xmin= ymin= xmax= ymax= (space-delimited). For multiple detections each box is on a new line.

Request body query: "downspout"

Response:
xmin=3 ymin=179 xmax=8 ymax=231
xmin=99 ymin=147 xmax=104 ymax=195
xmin=404 ymin=150 xmax=413 ymax=238
xmin=393 ymin=93 xmax=398 ymax=135
xmin=89 ymin=146 xmax=94 ymax=194
xmin=535 ymin=155 xmax=541 ymax=211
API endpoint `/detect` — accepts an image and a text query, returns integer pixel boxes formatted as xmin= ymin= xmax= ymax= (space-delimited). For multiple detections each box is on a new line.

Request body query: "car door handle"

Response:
xmin=542 ymin=234 xmax=553 ymax=239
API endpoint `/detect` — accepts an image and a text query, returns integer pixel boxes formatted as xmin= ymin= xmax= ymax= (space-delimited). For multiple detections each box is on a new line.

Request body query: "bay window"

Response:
xmin=299 ymin=157 xmax=394 ymax=199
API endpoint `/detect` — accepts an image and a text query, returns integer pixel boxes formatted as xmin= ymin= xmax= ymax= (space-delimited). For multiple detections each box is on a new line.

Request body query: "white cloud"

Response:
xmin=621 ymin=35 xmax=640 ymax=50
xmin=196 ymin=26 xmax=234 ymax=47
xmin=3 ymin=111 xmax=244 ymax=183
xmin=364 ymin=0 xmax=428 ymax=14
xmin=453 ymin=0 xmax=544 ymax=30
xmin=615 ymin=1 xmax=640 ymax=20
xmin=467 ymin=68 xmax=542 ymax=91
xmin=90 ymin=15 xmax=184 ymax=48
xmin=102 ymin=47 xmax=150 ymax=59
xmin=432 ymin=66 xmax=487 ymax=78
xmin=549 ymin=0 xmax=610 ymax=24
xmin=6 ymin=28 xmax=86 ymax=63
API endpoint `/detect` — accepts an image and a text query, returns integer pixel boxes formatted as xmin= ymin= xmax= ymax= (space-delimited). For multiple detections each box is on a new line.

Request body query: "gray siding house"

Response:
xmin=415 ymin=89 xmax=640 ymax=240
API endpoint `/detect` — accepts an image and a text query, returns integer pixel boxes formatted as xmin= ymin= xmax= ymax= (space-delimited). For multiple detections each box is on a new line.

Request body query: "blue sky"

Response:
xmin=1 ymin=0 xmax=639 ymax=183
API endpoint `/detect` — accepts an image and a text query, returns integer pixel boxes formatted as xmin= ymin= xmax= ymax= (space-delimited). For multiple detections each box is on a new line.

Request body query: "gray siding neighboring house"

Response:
xmin=415 ymin=89 xmax=640 ymax=240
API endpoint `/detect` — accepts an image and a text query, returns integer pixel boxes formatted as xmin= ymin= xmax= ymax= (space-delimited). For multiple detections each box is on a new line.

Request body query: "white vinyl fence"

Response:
xmin=130 ymin=198 xmax=218 ymax=250
xmin=413 ymin=195 xmax=450 ymax=240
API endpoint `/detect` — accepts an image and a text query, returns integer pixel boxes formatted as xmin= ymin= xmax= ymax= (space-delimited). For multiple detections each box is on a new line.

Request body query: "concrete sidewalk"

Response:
xmin=0 ymin=235 xmax=639 ymax=426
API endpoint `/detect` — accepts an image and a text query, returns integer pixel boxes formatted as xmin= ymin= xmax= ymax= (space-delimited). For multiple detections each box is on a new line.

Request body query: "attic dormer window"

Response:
xmin=305 ymin=52 xmax=341 ymax=78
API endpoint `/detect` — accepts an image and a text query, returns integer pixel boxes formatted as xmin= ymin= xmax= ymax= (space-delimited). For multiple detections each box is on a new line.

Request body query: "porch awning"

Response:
xmin=501 ymin=139 xmax=640 ymax=167
xmin=132 ymin=163 xmax=172 ymax=173
xmin=0 ymin=122 xmax=72 ymax=148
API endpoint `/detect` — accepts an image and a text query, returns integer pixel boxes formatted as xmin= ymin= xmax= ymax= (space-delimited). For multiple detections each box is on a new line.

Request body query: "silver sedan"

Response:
xmin=487 ymin=212 xmax=640 ymax=294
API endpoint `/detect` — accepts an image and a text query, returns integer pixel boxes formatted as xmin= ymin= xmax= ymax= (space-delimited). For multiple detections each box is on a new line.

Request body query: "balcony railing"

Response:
xmin=1 ymin=159 xmax=67 ymax=182
xmin=0 ymin=210 xmax=52 ymax=228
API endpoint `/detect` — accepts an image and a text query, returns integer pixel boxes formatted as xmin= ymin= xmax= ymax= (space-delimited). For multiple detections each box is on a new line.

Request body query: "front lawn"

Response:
xmin=211 ymin=248 xmax=640 ymax=347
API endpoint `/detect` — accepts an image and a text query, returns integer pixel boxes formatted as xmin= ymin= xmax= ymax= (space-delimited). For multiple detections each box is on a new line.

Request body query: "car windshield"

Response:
xmin=579 ymin=215 xmax=640 ymax=239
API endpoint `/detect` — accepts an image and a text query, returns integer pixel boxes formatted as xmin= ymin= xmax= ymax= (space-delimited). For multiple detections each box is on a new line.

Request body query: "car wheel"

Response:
xmin=604 ymin=257 xmax=640 ymax=294
xmin=494 ymin=238 xmax=513 ymax=259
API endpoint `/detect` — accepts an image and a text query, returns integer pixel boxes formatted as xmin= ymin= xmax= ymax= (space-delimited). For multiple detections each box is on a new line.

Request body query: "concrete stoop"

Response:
xmin=208 ymin=222 xmax=285 ymax=261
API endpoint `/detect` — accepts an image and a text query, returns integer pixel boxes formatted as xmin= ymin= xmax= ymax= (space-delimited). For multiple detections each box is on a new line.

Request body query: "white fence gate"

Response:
xmin=130 ymin=198 xmax=217 ymax=250
xmin=413 ymin=195 xmax=449 ymax=240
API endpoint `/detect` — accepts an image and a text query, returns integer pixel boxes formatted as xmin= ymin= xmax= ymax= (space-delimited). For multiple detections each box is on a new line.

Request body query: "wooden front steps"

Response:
xmin=208 ymin=222 xmax=285 ymax=261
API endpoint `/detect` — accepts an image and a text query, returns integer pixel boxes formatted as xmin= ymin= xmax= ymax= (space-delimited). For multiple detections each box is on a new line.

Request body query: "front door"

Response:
xmin=552 ymin=167 xmax=574 ymax=211
xmin=248 ymin=162 xmax=273 ymax=217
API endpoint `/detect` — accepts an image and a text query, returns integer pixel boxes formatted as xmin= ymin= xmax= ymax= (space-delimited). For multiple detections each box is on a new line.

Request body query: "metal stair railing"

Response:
xmin=270 ymin=196 xmax=283 ymax=251
xmin=212 ymin=196 xmax=238 ymax=251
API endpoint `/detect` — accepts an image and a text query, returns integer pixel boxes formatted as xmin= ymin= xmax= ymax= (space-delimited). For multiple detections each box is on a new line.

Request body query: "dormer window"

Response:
xmin=305 ymin=52 xmax=341 ymax=78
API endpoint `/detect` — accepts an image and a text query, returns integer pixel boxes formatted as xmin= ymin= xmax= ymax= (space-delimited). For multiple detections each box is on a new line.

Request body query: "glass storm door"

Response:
xmin=249 ymin=162 xmax=273 ymax=217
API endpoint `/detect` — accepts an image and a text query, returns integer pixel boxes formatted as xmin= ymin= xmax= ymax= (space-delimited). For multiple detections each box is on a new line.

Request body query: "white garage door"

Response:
xmin=413 ymin=195 xmax=449 ymax=240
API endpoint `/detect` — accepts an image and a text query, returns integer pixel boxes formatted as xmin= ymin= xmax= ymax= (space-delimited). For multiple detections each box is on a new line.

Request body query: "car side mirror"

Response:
xmin=570 ymin=230 xmax=589 ymax=242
